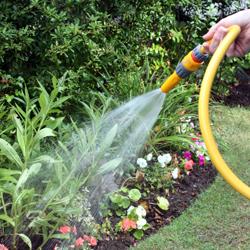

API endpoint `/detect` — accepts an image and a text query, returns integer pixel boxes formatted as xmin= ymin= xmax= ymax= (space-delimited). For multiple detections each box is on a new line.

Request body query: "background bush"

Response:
xmin=0 ymin=0 xmax=249 ymax=110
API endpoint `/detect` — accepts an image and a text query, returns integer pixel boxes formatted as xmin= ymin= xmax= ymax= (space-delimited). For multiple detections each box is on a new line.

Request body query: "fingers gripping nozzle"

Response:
xmin=161 ymin=45 xmax=208 ymax=93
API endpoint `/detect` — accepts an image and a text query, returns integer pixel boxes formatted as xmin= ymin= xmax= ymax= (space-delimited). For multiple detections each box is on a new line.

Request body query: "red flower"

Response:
xmin=191 ymin=137 xmax=199 ymax=141
xmin=0 ymin=244 xmax=8 ymax=250
xmin=121 ymin=218 xmax=137 ymax=231
xmin=59 ymin=225 xmax=71 ymax=234
xmin=184 ymin=160 xmax=195 ymax=171
xmin=75 ymin=237 xmax=84 ymax=247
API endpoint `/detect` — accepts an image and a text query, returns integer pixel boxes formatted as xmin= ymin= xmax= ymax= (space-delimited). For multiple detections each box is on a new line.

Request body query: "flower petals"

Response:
xmin=121 ymin=218 xmax=137 ymax=231
xmin=59 ymin=225 xmax=71 ymax=234
xmin=172 ymin=167 xmax=180 ymax=179
xmin=0 ymin=244 xmax=8 ymax=250
xmin=146 ymin=153 xmax=153 ymax=161
xmin=75 ymin=237 xmax=84 ymax=247
xmin=136 ymin=218 xmax=147 ymax=229
xmin=184 ymin=160 xmax=195 ymax=170
xmin=136 ymin=158 xmax=148 ymax=168
xmin=158 ymin=153 xmax=172 ymax=167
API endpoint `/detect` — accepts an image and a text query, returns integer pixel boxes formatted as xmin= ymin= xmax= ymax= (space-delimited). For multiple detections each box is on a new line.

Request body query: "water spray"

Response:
xmin=159 ymin=25 xmax=250 ymax=200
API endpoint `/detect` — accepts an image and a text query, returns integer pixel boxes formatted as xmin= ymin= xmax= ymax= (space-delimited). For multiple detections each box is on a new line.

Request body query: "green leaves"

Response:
xmin=128 ymin=189 xmax=141 ymax=202
xmin=0 ymin=80 xmax=73 ymax=249
xmin=0 ymin=138 xmax=23 ymax=169
xmin=98 ymin=158 xmax=122 ymax=175
xmin=110 ymin=194 xmax=131 ymax=209
xmin=39 ymin=85 xmax=50 ymax=115
xmin=18 ymin=234 xmax=32 ymax=250
xmin=0 ymin=214 xmax=15 ymax=227
xmin=99 ymin=124 xmax=118 ymax=153
xmin=133 ymin=229 xmax=144 ymax=240
xmin=157 ymin=196 xmax=170 ymax=211
xmin=15 ymin=163 xmax=41 ymax=191
xmin=35 ymin=128 xmax=55 ymax=141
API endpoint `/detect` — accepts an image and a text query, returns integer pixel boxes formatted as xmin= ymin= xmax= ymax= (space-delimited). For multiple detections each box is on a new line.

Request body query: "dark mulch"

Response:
xmin=95 ymin=164 xmax=217 ymax=250
xmin=0 ymin=235 xmax=60 ymax=250
xmin=224 ymin=82 xmax=250 ymax=106
xmin=224 ymin=68 xmax=250 ymax=107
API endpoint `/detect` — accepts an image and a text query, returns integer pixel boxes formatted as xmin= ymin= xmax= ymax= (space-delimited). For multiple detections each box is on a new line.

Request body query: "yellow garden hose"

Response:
xmin=161 ymin=25 xmax=250 ymax=199
xmin=199 ymin=25 xmax=250 ymax=199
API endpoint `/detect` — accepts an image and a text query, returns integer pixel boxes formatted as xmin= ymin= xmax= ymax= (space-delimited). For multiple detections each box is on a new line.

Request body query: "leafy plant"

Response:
xmin=143 ymin=163 xmax=173 ymax=191
xmin=0 ymin=77 xmax=70 ymax=249
xmin=1 ymin=0 xmax=248 ymax=109
xmin=157 ymin=196 xmax=170 ymax=211
xmin=128 ymin=189 xmax=141 ymax=202
xmin=0 ymin=77 xmax=125 ymax=249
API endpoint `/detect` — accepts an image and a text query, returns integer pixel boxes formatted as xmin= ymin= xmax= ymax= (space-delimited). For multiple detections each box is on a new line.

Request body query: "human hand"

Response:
xmin=203 ymin=9 xmax=250 ymax=57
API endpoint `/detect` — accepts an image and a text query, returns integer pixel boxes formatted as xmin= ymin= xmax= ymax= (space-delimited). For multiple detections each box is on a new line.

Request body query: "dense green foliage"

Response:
xmin=1 ymin=0 xmax=249 ymax=107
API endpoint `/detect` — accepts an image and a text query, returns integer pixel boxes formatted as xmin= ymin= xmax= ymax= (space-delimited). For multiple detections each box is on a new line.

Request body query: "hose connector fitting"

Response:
xmin=161 ymin=44 xmax=208 ymax=93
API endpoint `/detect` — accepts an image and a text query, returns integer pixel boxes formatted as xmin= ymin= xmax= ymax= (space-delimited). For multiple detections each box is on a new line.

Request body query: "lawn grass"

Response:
xmin=134 ymin=105 xmax=250 ymax=250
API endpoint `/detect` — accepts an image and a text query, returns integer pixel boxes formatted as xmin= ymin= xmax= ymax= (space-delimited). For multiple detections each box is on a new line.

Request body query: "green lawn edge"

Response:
xmin=134 ymin=105 xmax=250 ymax=250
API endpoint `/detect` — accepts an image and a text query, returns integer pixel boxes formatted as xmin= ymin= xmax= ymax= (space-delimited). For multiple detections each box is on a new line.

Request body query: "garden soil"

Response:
xmin=95 ymin=164 xmax=217 ymax=250
xmin=224 ymin=69 xmax=250 ymax=106
xmin=224 ymin=82 xmax=250 ymax=106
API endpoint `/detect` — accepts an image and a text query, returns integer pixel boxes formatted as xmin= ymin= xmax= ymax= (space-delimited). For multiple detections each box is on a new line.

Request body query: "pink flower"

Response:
xmin=75 ymin=237 xmax=84 ymax=247
xmin=82 ymin=235 xmax=97 ymax=246
xmin=59 ymin=225 xmax=71 ymax=234
xmin=83 ymin=235 xmax=89 ymax=241
xmin=121 ymin=218 xmax=137 ymax=231
xmin=183 ymin=151 xmax=192 ymax=160
xmin=0 ymin=244 xmax=8 ymax=250
xmin=58 ymin=225 xmax=77 ymax=235
xmin=184 ymin=160 xmax=195 ymax=171
xmin=88 ymin=236 xmax=97 ymax=246
xmin=198 ymin=155 xmax=205 ymax=166
xmin=72 ymin=225 xmax=77 ymax=235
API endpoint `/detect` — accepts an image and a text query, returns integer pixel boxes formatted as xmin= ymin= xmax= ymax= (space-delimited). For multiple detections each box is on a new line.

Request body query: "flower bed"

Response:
xmin=93 ymin=138 xmax=216 ymax=250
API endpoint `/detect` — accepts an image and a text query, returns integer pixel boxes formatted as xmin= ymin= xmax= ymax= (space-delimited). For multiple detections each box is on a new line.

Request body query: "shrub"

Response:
xmin=0 ymin=0 xmax=249 ymax=109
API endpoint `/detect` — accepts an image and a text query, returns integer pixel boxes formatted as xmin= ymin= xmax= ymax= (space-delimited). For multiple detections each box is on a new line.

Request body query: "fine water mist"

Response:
xmin=62 ymin=89 xmax=166 ymax=220
xmin=87 ymin=89 xmax=166 ymax=217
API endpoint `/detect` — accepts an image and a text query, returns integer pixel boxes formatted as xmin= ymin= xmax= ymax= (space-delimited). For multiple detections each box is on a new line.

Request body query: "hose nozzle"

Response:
xmin=161 ymin=44 xmax=208 ymax=93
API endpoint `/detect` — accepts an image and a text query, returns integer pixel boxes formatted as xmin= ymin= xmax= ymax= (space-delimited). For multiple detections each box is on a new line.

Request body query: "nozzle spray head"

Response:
xmin=160 ymin=44 xmax=209 ymax=94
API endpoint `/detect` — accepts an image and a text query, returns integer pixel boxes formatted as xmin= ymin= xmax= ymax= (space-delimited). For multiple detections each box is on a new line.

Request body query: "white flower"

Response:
xmin=202 ymin=143 xmax=207 ymax=150
xmin=136 ymin=158 xmax=147 ymax=168
xmin=157 ymin=153 xmax=172 ymax=167
xmin=196 ymin=151 xmax=204 ymax=157
xmin=190 ymin=144 xmax=195 ymax=151
xmin=190 ymin=122 xmax=195 ymax=128
xmin=136 ymin=205 xmax=147 ymax=217
xmin=146 ymin=153 xmax=153 ymax=161
xmin=127 ymin=205 xmax=135 ymax=215
xmin=136 ymin=218 xmax=147 ymax=229
xmin=172 ymin=168 xmax=180 ymax=179
xmin=188 ymin=97 xmax=192 ymax=103
xmin=205 ymin=156 xmax=210 ymax=161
